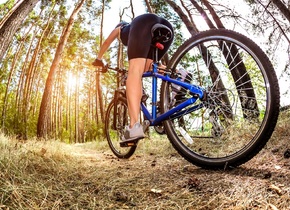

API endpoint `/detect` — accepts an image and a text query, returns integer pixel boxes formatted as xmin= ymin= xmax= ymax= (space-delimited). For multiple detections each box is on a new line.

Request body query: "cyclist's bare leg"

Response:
xmin=145 ymin=59 xmax=152 ymax=71
xmin=127 ymin=58 xmax=148 ymax=128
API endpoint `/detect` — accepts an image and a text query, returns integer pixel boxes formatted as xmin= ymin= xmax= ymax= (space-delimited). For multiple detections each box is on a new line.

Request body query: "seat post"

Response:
xmin=151 ymin=45 xmax=159 ymax=120
xmin=153 ymin=46 xmax=159 ymax=64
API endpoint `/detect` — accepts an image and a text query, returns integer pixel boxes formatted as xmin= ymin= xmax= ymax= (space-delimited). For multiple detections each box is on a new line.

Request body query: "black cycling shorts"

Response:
xmin=126 ymin=13 xmax=174 ymax=60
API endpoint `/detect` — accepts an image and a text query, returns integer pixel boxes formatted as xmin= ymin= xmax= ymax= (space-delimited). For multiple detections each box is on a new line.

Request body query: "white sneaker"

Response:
xmin=121 ymin=122 xmax=145 ymax=142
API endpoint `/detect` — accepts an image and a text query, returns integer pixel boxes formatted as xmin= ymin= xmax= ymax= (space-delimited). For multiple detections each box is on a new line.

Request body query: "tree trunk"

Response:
xmin=37 ymin=0 xmax=86 ymax=138
xmin=0 ymin=0 xmax=25 ymax=29
xmin=257 ymin=0 xmax=290 ymax=45
xmin=191 ymin=0 xmax=257 ymax=117
xmin=16 ymin=29 xmax=38 ymax=139
xmin=1 ymin=26 xmax=32 ymax=128
xmin=75 ymin=69 xmax=79 ymax=143
xmin=180 ymin=0 xmax=198 ymax=29
xmin=0 ymin=0 xmax=39 ymax=61
xmin=190 ymin=0 xmax=216 ymax=29
xmin=96 ymin=0 xmax=105 ymax=124
xmin=271 ymin=0 xmax=290 ymax=23
xmin=144 ymin=0 xmax=153 ymax=13
xmin=201 ymin=0 xmax=225 ymax=28
xmin=165 ymin=0 xmax=198 ymax=35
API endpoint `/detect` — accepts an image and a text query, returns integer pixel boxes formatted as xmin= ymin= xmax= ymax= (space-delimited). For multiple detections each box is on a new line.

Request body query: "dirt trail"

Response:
xmin=68 ymin=138 xmax=290 ymax=209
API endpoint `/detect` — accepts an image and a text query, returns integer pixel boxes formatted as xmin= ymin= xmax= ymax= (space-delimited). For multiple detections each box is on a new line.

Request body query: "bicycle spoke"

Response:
xmin=162 ymin=29 xmax=279 ymax=169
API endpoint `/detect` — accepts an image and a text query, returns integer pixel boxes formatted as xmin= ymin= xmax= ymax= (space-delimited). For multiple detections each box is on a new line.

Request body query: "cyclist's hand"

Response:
xmin=92 ymin=58 xmax=104 ymax=67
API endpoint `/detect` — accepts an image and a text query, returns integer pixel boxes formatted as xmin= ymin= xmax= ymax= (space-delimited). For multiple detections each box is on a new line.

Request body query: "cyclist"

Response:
xmin=93 ymin=13 xmax=174 ymax=143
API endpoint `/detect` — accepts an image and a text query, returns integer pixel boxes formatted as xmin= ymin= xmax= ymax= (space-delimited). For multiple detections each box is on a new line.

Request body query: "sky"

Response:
xmin=102 ymin=0 xmax=146 ymax=36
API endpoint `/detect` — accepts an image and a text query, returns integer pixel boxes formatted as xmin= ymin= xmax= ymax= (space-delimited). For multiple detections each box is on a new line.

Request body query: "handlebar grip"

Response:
xmin=101 ymin=64 xmax=108 ymax=73
xmin=95 ymin=66 xmax=108 ymax=73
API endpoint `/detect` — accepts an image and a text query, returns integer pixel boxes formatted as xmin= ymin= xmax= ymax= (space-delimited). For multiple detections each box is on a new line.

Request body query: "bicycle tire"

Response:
xmin=105 ymin=97 xmax=137 ymax=158
xmin=161 ymin=29 xmax=280 ymax=169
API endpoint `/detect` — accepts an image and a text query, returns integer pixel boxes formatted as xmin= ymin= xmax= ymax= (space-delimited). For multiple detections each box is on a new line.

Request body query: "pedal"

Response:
xmin=120 ymin=140 xmax=138 ymax=147
xmin=143 ymin=120 xmax=150 ymax=132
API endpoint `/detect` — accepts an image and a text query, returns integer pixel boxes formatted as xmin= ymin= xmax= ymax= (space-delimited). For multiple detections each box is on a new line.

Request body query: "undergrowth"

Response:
xmin=0 ymin=111 xmax=289 ymax=209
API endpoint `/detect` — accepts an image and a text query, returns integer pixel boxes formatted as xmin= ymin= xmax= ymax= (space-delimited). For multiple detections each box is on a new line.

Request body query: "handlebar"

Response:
xmin=96 ymin=64 xmax=128 ymax=74
xmin=97 ymin=64 xmax=173 ymax=76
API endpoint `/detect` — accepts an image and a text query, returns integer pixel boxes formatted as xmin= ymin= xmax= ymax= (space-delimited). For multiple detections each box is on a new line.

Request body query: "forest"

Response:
xmin=0 ymin=0 xmax=289 ymax=143
xmin=0 ymin=0 xmax=290 ymax=209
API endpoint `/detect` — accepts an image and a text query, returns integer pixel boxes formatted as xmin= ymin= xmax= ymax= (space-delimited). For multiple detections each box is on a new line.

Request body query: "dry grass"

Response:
xmin=0 ymin=112 xmax=289 ymax=209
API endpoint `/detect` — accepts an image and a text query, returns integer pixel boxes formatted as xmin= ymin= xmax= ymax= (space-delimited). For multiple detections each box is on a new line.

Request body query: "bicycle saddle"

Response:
xmin=151 ymin=23 xmax=173 ymax=43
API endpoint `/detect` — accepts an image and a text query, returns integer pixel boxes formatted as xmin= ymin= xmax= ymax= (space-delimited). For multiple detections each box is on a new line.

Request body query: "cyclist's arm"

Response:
xmin=97 ymin=27 xmax=120 ymax=60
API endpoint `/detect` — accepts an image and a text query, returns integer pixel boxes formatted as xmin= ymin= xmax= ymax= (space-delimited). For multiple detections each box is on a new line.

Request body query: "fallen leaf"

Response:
xmin=268 ymin=203 xmax=279 ymax=210
xmin=40 ymin=148 xmax=47 ymax=156
xmin=268 ymin=184 xmax=282 ymax=195
xmin=187 ymin=176 xmax=200 ymax=190
xmin=150 ymin=188 xmax=162 ymax=194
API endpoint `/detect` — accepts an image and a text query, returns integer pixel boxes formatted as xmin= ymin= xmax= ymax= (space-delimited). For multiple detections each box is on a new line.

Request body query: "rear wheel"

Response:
xmin=161 ymin=29 xmax=280 ymax=169
xmin=105 ymin=97 xmax=136 ymax=158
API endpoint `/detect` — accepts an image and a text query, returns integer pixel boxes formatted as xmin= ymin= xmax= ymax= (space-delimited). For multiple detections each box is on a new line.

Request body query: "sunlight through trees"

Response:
xmin=0 ymin=0 xmax=289 ymax=141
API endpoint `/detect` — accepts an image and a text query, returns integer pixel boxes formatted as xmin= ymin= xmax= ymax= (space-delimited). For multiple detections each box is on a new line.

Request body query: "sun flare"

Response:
xmin=66 ymin=71 xmax=85 ymax=92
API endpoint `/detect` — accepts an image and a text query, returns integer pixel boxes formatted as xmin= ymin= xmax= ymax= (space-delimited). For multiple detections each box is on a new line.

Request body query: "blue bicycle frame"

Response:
xmin=141 ymin=62 xmax=205 ymax=126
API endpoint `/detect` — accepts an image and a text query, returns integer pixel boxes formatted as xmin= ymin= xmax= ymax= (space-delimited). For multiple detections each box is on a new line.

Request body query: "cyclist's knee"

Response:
xmin=129 ymin=58 xmax=147 ymax=76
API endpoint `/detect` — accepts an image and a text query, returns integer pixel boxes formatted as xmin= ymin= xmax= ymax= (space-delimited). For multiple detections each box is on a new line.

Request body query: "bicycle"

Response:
xmin=103 ymin=26 xmax=280 ymax=169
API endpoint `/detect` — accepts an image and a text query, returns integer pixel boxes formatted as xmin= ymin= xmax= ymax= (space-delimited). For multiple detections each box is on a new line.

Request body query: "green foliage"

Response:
xmin=0 ymin=0 xmax=187 ymax=141
xmin=150 ymin=0 xmax=185 ymax=56
xmin=0 ymin=0 xmax=15 ymax=18
xmin=82 ymin=119 xmax=104 ymax=142
xmin=1 ymin=0 xmax=287 ymax=142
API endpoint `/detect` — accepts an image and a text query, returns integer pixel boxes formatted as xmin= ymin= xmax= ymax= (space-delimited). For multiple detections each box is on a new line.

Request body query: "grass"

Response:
xmin=0 ymin=112 xmax=289 ymax=209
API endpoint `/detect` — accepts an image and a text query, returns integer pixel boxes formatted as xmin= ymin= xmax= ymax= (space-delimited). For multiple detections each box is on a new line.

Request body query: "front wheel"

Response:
xmin=105 ymin=97 xmax=136 ymax=158
xmin=161 ymin=29 xmax=280 ymax=169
